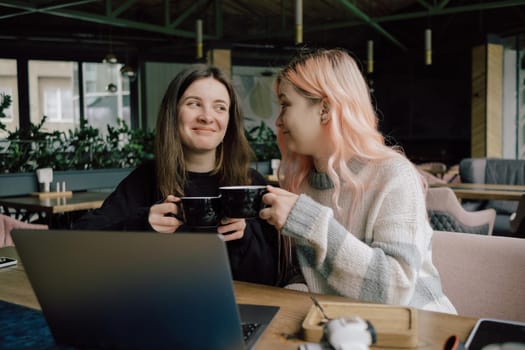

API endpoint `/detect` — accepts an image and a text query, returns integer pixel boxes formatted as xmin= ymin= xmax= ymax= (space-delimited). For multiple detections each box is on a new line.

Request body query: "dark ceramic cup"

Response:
xmin=219 ymin=186 xmax=267 ymax=218
xmin=174 ymin=196 xmax=223 ymax=228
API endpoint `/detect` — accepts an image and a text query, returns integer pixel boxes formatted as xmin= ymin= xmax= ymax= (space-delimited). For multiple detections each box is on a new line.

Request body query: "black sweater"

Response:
xmin=73 ymin=161 xmax=279 ymax=286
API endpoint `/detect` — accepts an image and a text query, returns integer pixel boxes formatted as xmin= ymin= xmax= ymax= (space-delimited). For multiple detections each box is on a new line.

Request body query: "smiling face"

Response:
xmin=276 ymin=80 xmax=324 ymax=157
xmin=178 ymin=77 xmax=230 ymax=156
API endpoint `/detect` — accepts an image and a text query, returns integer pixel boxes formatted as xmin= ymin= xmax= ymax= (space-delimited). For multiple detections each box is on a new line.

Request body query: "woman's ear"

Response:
xmin=320 ymin=100 xmax=330 ymax=124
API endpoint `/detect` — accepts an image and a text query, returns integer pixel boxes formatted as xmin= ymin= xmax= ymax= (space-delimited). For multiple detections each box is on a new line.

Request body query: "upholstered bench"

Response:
xmin=459 ymin=157 xmax=525 ymax=234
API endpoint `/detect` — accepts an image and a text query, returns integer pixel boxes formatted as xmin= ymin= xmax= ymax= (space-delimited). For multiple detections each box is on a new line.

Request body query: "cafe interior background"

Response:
xmin=1 ymin=0 xmax=525 ymax=172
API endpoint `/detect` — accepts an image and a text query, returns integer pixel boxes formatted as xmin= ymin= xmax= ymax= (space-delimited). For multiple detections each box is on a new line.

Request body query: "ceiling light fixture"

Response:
xmin=425 ymin=28 xmax=432 ymax=65
xmin=295 ymin=0 xmax=303 ymax=45
xmin=367 ymin=40 xmax=374 ymax=74
xmin=103 ymin=52 xmax=118 ymax=64
xmin=103 ymin=28 xmax=118 ymax=64
xmin=196 ymin=19 xmax=203 ymax=60
xmin=120 ymin=64 xmax=136 ymax=80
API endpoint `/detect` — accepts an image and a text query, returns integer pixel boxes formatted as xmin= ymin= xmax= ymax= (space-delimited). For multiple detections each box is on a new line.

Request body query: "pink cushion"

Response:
xmin=433 ymin=230 xmax=525 ymax=322
xmin=0 ymin=214 xmax=48 ymax=247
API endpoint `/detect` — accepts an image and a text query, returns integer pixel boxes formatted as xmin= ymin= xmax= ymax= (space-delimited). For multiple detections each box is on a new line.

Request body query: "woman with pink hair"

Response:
xmin=260 ymin=49 xmax=456 ymax=313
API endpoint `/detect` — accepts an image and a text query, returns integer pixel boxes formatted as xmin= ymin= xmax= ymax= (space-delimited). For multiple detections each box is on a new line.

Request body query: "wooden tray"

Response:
xmin=31 ymin=191 xmax=73 ymax=199
xmin=302 ymin=301 xmax=418 ymax=348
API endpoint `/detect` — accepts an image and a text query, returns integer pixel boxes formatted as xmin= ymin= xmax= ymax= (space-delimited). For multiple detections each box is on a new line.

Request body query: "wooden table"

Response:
xmin=0 ymin=191 xmax=108 ymax=227
xmin=0 ymin=246 xmax=478 ymax=350
xmin=431 ymin=183 xmax=525 ymax=201
xmin=264 ymin=174 xmax=280 ymax=186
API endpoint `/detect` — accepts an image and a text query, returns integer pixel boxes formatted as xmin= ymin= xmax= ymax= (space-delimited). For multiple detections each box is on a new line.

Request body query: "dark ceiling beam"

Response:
xmin=105 ymin=0 xmax=111 ymax=16
xmin=164 ymin=0 xmax=170 ymax=26
xmin=111 ymin=0 xmax=137 ymax=18
xmin=2 ymin=0 xmax=523 ymax=46
xmin=438 ymin=0 xmax=452 ymax=9
xmin=0 ymin=0 xmax=96 ymax=20
xmin=377 ymin=0 xmax=525 ymax=22
xmin=215 ymin=0 xmax=223 ymax=38
xmin=0 ymin=0 xmax=216 ymax=39
xmin=302 ymin=0 xmax=525 ymax=34
xmin=336 ymin=0 xmax=407 ymax=50
xmin=416 ymin=0 xmax=432 ymax=10
xmin=169 ymin=0 xmax=209 ymax=29
xmin=281 ymin=0 xmax=286 ymax=32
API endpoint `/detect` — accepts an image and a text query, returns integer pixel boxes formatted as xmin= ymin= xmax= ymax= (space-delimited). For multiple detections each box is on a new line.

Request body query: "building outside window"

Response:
xmin=28 ymin=60 xmax=79 ymax=133
xmin=0 ymin=59 xmax=132 ymax=137
xmin=0 ymin=58 xmax=19 ymax=136
xmin=83 ymin=62 xmax=130 ymax=135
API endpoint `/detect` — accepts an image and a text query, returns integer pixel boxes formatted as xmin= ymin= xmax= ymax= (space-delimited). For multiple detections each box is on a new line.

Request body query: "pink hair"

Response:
xmin=276 ymin=49 xmax=405 ymax=223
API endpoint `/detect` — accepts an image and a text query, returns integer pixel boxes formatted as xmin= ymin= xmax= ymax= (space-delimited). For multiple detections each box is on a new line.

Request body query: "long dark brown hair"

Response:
xmin=155 ymin=64 xmax=254 ymax=197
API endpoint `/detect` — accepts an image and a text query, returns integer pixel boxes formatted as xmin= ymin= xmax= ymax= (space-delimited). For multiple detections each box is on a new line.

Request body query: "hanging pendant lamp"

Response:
xmin=425 ymin=28 xmax=432 ymax=65
xmin=367 ymin=40 xmax=374 ymax=74
xmin=196 ymin=19 xmax=203 ymax=60
xmin=295 ymin=0 xmax=303 ymax=45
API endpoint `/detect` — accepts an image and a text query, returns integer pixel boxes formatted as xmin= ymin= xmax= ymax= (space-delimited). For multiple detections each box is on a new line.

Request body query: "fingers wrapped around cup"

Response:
xmin=219 ymin=186 xmax=267 ymax=218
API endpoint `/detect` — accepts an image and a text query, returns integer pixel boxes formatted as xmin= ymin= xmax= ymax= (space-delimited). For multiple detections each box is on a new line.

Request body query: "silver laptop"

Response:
xmin=12 ymin=229 xmax=279 ymax=350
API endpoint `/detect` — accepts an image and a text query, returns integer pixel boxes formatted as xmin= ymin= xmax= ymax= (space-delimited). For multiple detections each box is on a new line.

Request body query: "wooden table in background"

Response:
xmin=0 ymin=246 xmax=478 ymax=350
xmin=431 ymin=183 xmax=525 ymax=201
xmin=0 ymin=191 xmax=108 ymax=227
xmin=265 ymin=174 xmax=280 ymax=186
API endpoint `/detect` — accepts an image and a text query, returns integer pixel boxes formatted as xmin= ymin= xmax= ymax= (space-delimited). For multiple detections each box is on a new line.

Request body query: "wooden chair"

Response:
xmin=416 ymin=162 xmax=447 ymax=178
xmin=433 ymin=230 xmax=525 ymax=322
xmin=426 ymin=187 xmax=496 ymax=235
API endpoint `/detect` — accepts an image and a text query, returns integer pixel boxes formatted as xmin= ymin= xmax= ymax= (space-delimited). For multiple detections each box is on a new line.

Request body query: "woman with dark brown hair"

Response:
xmin=74 ymin=64 xmax=279 ymax=285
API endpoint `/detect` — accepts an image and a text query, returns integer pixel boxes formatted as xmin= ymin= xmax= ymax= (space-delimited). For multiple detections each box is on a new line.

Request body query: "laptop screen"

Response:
xmin=12 ymin=229 xmax=278 ymax=350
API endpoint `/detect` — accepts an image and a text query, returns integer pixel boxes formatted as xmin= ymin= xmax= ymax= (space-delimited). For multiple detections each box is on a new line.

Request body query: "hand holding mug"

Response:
xmin=149 ymin=195 xmax=183 ymax=234
xmin=217 ymin=217 xmax=246 ymax=241
xmin=259 ymin=186 xmax=299 ymax=230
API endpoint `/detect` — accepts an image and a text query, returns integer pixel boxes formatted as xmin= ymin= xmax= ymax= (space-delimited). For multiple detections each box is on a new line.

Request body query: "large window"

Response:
xmin=0 ymin=59 xmax=19 ymax=136
xmin=18 ymin=60 xmax=131 ymax=136
xmin=29 ymin=60 xmax=79 ymax=133
xmin=83 ymin=62 xmax=130 ymax=134
xmin=41 ymin=77 xmax=75 ymax=122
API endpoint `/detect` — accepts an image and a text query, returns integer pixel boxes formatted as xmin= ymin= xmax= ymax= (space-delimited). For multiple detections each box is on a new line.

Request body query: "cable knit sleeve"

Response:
xmin=281 ymin=157 xmax=453 ymax=312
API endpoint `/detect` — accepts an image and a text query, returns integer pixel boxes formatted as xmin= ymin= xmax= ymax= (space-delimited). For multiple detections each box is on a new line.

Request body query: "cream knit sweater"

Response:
xmin=282 ymin=156 xmax=457 ymax=313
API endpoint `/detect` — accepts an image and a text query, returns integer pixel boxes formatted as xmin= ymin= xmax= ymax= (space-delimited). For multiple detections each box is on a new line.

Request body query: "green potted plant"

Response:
xmin=0 ymin=95 xmax=155 ymax=196
xmin=245 ymin=120 xmax=280 ymax=175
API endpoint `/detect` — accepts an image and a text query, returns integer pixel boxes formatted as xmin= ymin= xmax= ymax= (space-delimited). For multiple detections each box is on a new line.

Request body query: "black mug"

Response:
xmin=219 ymin=186 xmax=267 ymax=218
xmin=174 ymin=196 xmax=223 ymax=228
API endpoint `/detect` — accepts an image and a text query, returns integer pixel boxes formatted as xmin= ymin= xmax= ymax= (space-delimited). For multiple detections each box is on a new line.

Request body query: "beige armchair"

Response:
xmin=433 ymin=230 xmax=525 ymax=322
xmin=426 ymin=187 xmax=496 ymax=235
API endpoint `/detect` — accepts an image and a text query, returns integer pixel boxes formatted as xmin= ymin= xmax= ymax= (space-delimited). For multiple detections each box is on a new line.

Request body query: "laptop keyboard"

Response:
xmin=242 ymin=322 xmax=261 ymax=342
